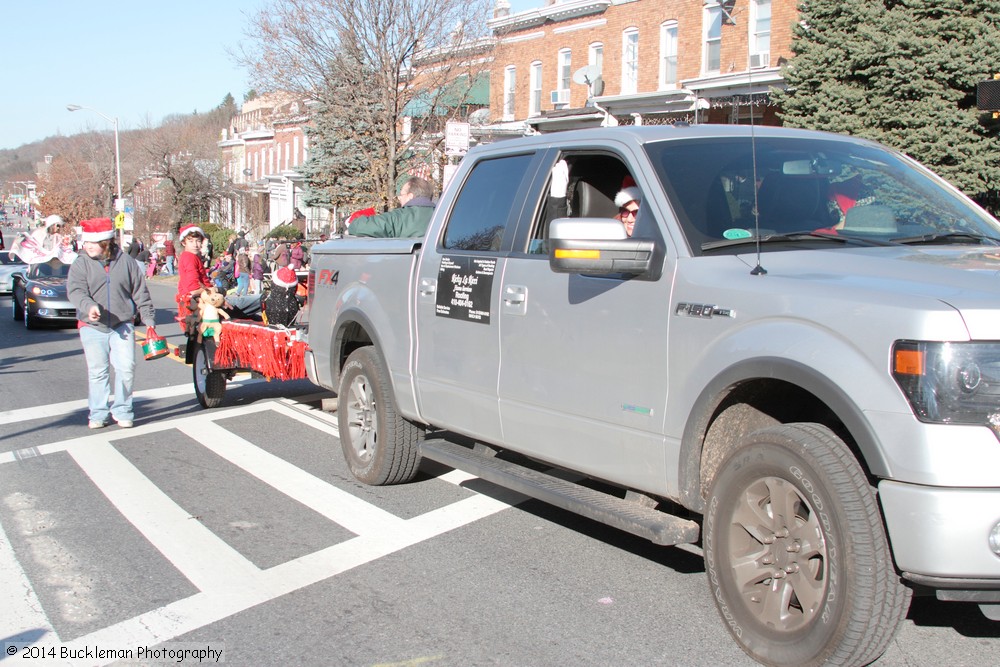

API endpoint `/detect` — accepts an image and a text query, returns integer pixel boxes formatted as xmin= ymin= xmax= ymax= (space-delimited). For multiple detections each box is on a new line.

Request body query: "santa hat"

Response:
xmin=44 ymin=214 xmax=64 ymax=229
xmin=614 ymin=186 xmax=641 ymax=208
xmin=178 ymin=224 xmax=205 ymax=242
xmin=346 ymin=207 xmax=376 ymax=226
xmin=272 ymin=266 xmax=298 ymax=289
xmin=79 ymin=217 xmax=115 ymax=242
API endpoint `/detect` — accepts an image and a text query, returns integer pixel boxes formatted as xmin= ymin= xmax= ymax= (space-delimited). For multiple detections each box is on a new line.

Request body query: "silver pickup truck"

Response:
xmin=304 ymin=125 xmax=1000 ymax=666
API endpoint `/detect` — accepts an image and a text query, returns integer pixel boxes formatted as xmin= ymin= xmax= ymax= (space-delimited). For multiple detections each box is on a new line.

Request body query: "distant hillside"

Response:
xmin=1 ymin=99 xmax=237 ymax=193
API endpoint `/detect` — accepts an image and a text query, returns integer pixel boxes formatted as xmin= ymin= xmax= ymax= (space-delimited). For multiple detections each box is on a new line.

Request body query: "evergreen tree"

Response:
xmin=775 ymin=0 xmax=1000 ymax=202
xmin=300 ymin=97 xmax=387 ymax=213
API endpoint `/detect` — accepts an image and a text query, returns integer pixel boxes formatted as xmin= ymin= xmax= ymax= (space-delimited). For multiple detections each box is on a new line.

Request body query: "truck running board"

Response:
xmin=420 ymin=438 xmax=700 ymax=547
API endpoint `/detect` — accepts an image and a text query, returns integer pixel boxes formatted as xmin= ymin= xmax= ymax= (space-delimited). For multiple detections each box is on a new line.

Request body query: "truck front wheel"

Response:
xmin=703 ymin=423 xmax=910 ymax=667
xmin=338 ymin=346 xmax=422 ymax=485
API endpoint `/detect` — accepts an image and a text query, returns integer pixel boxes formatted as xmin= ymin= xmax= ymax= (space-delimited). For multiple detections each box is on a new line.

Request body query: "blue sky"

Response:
xmin=3 ymin=0 xmax=540 ymax=151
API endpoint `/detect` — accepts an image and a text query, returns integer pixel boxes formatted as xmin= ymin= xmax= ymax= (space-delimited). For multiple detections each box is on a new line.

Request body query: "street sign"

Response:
xmin=114 ymin=212 xmax=126 ymax=229
xmin=445 ymin=121 xmax=471 ymax=156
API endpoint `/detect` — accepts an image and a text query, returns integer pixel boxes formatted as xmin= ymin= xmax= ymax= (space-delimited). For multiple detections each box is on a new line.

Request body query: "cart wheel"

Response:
xmin=193 ymin=343 xmax=227 ymax=408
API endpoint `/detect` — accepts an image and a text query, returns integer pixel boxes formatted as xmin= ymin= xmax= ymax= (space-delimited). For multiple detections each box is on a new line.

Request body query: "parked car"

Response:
xmin=0 ymin=253 xmax=28 ymax=294
xmin=11 ymin=259 xmax=75 ymax=329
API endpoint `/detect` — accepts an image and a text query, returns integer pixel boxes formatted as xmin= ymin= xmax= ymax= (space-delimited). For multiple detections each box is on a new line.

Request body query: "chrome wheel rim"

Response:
xmin=345 ymin=373 xmax=377 ymax=462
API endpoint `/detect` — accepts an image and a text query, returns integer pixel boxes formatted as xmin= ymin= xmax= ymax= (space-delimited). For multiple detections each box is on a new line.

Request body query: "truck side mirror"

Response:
xmin=547 ymin=218 xmax=657 ymax=278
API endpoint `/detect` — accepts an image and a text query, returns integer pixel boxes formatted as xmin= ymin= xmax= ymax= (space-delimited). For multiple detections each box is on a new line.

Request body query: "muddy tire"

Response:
xmin=703 ymin=423 xmax=910 ymax=667
xmin=338 ymin=346 xmax=422 ymax=485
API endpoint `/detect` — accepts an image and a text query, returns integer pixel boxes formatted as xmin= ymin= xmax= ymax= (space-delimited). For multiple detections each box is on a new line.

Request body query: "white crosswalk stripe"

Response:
xmin=0 ymin=399 xmax=516 ymax=665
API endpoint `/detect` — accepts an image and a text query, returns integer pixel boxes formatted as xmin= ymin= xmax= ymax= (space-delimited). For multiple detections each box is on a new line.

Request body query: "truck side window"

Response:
xmin=442 ymin=154 xmax=534 ymax=252
xmin=527 ymin=154 xmax=635 ymax=253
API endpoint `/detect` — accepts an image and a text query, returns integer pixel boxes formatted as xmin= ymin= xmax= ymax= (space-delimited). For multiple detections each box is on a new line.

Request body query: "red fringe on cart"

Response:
xmin=214 ymin=320 xmax=308 ymax=381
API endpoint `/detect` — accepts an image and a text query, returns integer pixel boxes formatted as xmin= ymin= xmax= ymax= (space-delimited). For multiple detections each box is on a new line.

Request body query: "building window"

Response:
xmin=558 ymin=48 xmax=572 ymax=96
xmin=294 ymin=136 xmax=300 ymax=166
xmin=530 ymin=61 xmax=543 ymax=116
xmin=504 ymin=65 xmax=516 ymax=120
xmin=750 ymin=0 xmax=771 ymax=68
xmin=589 ymin=42 xmax=603 ymax=71
xmin=704 ymin=3 xmax=722 ymax=74
xmin=621 ymin=28 xmax=638 ymax=95
xmin=659 ymin=21 xmax=678 ymax=88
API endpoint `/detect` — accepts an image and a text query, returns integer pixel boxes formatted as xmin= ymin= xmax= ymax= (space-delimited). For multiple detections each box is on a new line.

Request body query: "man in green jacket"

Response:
xmin=349 ymin=177 xmax=435 ymax=238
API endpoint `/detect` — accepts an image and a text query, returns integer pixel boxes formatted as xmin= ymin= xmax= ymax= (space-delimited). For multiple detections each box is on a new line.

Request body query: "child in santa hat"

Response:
xmin=176 ymin=224 xmax=260 ymax=322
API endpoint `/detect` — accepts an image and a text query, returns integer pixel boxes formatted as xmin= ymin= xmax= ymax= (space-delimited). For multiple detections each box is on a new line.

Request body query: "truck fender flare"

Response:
xmin=330 ymin=307 xmax=387 ymax=383
xmin=677 ymin=357 xmax=891 ymax=511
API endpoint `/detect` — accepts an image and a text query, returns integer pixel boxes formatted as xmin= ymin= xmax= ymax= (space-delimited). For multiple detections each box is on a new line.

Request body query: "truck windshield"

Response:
xmin=644 ymin=136 xmax=1000 ymax=256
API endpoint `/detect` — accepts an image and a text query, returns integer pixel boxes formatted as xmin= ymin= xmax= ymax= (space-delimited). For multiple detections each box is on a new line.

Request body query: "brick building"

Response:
xmin=488 ymin=0 xmax=795 ymax=130
xmin=218 ymin=93 xmax=330 ymax=237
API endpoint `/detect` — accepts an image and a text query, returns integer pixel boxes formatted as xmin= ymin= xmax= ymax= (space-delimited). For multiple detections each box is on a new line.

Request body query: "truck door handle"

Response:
xmin=503 ymin=285 xmax=528 ymax=316
xmin=419 ymin=278 xmax=436 ymax=297
xmin=504 ymin=286 xmax=526 ymax=304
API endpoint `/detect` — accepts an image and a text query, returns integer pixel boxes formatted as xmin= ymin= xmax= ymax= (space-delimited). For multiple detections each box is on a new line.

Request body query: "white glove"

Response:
xmin=550 ymin=159 xmax=569 ymax=198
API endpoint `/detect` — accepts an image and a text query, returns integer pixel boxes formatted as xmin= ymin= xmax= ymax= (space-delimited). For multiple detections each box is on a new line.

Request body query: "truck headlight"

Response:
xmin=892 ymin=341 xmax=1000 ymax=432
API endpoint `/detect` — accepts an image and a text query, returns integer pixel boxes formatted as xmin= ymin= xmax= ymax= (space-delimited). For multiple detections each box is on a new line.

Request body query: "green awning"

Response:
xmin=403 ymin=72 xmax=489 ymax=117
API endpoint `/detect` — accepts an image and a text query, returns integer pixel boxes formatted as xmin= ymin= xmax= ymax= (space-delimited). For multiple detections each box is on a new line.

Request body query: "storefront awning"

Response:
xmin=403 ymin=72 xmax=490 ymax=117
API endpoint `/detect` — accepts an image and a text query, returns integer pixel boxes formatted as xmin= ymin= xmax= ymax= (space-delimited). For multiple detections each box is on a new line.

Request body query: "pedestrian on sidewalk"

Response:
xmin=235 ymin=246 xmax=250 ymax=296
xmin=250 ymin=251 xmax=264 ymax=294
xmin=67 ymin=218 xmax=157 ymax=430
xmin=163 ymin=237 xmax=176 ymax=275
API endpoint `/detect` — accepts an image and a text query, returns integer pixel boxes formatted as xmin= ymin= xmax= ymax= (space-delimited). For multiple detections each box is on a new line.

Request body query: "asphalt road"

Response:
xmin=0 ymin=235 xmax=998 ymax=666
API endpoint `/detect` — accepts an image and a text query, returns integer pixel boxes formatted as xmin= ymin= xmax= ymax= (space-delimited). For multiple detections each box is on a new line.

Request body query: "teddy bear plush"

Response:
xmin=197 ymin=288 xmax=230 ymax=342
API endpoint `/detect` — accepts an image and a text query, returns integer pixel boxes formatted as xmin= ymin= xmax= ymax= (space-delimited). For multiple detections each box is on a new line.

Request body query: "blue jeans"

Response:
xmin=79 ymin=323 xmax=136 ymax=424
xmin=235 ymin=274 xmax=249 ymax=296
xmin=165 ymin=255 xmax=175 ymax=275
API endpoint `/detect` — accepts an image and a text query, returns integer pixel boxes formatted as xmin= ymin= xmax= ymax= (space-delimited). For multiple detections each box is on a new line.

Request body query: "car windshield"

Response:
xmin=29 ymin=260 xmax=71 ymax=279
xmin=644 ymin=136 xmax=1000 ymax=256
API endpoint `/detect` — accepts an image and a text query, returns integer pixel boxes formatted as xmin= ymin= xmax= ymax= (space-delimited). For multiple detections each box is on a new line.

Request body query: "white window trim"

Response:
xmin=659 ymin=20 xmax=678 ymax=89
xmin=503 ymin=65 xmax=517 ymax=121
xmin=749 ymin=0 xmax=772 ymax=66
xmin=558 ymin=48 xmax=572 ymax=96
xmin=589 ymin=41 xmax=603 ymax=69
xmin=621 ymin=28 xmax=639 ymax=95
xmin=529 ymin=61 xmax=543 ymax=117
xmin=703 ymin=3 xmax=722 ymax=75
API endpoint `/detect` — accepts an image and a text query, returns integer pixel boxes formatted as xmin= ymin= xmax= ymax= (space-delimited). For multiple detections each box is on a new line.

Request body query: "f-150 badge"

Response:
xmin=675 ymin=303 xmax=734 ymax=319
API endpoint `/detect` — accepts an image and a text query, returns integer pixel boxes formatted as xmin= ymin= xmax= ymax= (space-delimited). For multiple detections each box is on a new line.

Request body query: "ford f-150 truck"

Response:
xmin=304 ymin=125 xmax=1000 ymax=666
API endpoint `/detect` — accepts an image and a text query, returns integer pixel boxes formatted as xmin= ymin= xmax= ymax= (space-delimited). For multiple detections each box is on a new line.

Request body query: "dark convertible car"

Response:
xmin=12 ymin=259 xmax=76 ymax=329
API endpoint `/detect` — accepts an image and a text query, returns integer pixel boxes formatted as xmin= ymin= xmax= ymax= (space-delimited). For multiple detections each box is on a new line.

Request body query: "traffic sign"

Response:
xmin=445 ymin=121 xmax=470 ymax=155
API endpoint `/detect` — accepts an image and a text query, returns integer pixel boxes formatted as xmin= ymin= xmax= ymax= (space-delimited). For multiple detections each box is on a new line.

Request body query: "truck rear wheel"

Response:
xmin=703 ymin=423 xmax=910 ymax=667
xmin=338 ymin=346 xmax=422 ymax=485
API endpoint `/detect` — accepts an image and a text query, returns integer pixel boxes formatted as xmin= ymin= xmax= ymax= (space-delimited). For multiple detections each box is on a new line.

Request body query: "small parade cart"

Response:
xmin=178 ymin=273 xmax=309 ymax=408
xmin=185 ymin=321 xmax=309 ymax=407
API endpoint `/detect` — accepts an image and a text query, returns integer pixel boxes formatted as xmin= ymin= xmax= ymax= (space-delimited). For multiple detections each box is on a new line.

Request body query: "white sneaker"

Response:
xmin=116 ymin=419 xmax=134 ymax=428
xmin=88 ymin=420 xmax=106 ymax=429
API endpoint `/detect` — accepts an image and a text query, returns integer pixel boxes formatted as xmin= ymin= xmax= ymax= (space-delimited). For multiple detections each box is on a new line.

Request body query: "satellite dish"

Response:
xmin=591 ymin=75 xmax=605 ymax=97
xmin=242 ymin=168 xmax=253 ymax=176
xmin=572 ymin=64 xmax=602 ymax=86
